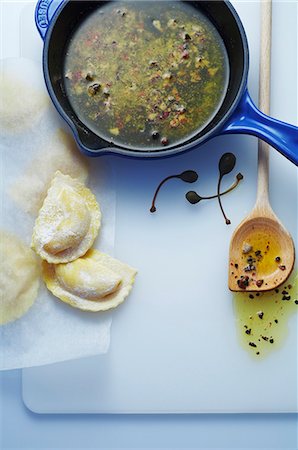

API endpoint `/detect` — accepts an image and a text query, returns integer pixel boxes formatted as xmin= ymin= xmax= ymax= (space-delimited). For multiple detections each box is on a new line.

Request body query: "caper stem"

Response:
xmin=217 ymin=175 xmax=231 ymax=225
xmin=199 ymin=174 xmax=241 ymax=200
xmin=150 ymin=175 xmax=178 ymax=213
xmin=151 ymin=173 xmax=243 ymax=212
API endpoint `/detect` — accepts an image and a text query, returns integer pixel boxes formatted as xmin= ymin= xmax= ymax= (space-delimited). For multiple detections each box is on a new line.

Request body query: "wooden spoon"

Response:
xmin=228 ymin=0 xmax=295 ymax=292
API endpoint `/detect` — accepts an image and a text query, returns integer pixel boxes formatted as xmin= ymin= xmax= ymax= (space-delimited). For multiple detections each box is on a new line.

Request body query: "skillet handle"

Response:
xmin=220 ymin=90 xmax=298 ymax=166
xmin=35 ymin=0 xmax=64 ymax=39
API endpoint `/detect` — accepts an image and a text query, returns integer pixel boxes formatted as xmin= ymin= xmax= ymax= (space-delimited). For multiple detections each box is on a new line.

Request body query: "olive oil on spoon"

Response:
xmin=228 ymin=0 xmax=295 ymax=292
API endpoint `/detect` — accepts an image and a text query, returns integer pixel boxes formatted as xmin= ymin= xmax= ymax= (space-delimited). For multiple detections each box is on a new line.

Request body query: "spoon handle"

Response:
xmin=256 ymin=0 xmax=272 ymax=208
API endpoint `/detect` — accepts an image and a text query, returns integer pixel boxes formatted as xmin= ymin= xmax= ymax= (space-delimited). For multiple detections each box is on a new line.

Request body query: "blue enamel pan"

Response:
xmin=35 ymin=0 xmax=298 ymax=164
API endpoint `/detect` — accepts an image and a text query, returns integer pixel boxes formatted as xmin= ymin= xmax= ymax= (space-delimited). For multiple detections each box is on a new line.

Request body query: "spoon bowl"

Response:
xmin=228 ymin=208 xmax=295 ymax=292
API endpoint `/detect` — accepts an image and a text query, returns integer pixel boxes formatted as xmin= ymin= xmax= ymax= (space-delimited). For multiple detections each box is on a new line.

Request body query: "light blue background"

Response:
xmin=0 ymin=369 xmax=297 ymax=449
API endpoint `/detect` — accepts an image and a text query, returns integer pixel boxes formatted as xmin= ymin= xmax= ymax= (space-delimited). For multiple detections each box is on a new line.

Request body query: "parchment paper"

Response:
xmin=0 ymin=58 xmax=116 ymax=370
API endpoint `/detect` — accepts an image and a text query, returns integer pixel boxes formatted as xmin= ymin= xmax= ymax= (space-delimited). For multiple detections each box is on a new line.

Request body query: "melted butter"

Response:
xmin=64 ymin=1 xmax=229 ymax=150
xmin=233 ymin=273 xmax=297 ymax=358
xmin=231 ymin=226 xmax=288 ymax=290
xmin=242 ymin=230 xmax=281 ymax=277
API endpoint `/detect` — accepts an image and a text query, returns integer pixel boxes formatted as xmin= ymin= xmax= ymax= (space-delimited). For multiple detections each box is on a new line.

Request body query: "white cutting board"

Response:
xmin=18 ymin=0 xmax=298 ymax=413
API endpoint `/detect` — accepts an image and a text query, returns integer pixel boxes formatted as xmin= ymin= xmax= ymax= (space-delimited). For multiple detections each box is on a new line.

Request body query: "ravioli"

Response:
xmin=31 ymin=171 xmax=101 ymax=263
xmin=43 ymin=249 xmax=137 ymax=311
xmin=0 ymin=58 xmax=49 ymax=135
xmin=0 ymin=231 xmax=40 ymax=325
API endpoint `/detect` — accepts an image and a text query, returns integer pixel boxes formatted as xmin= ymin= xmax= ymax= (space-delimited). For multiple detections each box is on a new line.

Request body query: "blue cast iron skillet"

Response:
xmin=36 ymin=0 xmax=298 ymax=164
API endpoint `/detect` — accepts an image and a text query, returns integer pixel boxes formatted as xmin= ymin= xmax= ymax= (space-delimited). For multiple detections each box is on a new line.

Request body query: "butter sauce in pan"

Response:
xmin=64 ymin=1 xmax=229 ymax=150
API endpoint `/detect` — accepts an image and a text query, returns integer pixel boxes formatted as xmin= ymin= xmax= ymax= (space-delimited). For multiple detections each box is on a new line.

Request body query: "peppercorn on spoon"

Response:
xmin=228 ymin=0 xmax=295 ymax=292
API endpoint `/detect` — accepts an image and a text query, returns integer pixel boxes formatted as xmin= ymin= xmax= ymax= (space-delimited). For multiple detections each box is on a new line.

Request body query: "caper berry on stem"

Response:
xmin=186 ymin=191 xmax=202 ymax=204
xmin=150 ymin=152 xmax=242 ymax=219
xmin=150 ymin=170 xmax=198 ymax=213
xmin=186 ymin=172 xmax=243 ymax=205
